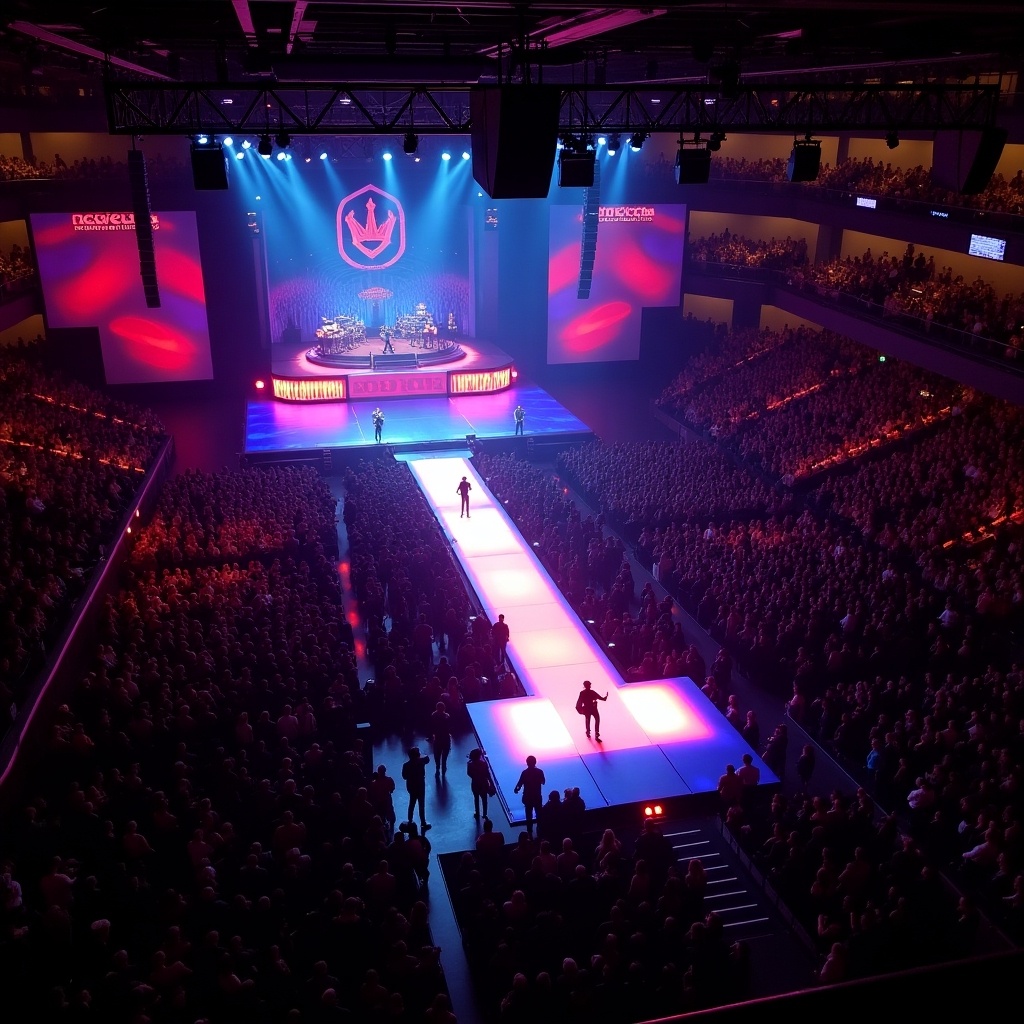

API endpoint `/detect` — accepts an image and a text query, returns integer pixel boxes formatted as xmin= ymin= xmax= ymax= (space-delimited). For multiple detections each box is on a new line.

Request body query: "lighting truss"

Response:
xmin=105 ymin=81 xmax=1001 ymax=136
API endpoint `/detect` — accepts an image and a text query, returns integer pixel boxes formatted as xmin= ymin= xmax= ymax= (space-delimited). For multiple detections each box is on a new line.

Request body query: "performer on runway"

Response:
xmin=372 ymin=407 xmax=385 ymax=444
xmin=381 ymin=325 xmax=396 ymax=355
xmin=514 ymin=403 xmax=526 ymax=436
xmin=575 ymin=679 xmax=608 ymax=741
xmin=513 ymin=755 xmax=546 ymax=836
xmin=457 ymin=475 xmax=472 ymax=518
xmin=491 ymin=613 xmax=510 ymax=665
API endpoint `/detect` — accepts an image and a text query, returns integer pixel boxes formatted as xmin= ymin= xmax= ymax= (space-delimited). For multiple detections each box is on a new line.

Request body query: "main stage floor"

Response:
xmin=407 ymin=454 xmax=777 ymax=821
xmin=243 ymin=384 xmax=591 ymax=455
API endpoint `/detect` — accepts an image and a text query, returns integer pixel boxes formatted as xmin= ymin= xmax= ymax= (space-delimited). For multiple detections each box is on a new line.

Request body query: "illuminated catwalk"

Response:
xmin=405 ymin=455 xmax=776 ymax=816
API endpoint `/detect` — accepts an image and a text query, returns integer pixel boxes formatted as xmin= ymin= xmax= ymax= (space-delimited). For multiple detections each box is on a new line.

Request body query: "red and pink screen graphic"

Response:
xmin=31 ymin=211 xmax=214 ymax=385
xmin=547 ymin=203 xmax=685 ymax=363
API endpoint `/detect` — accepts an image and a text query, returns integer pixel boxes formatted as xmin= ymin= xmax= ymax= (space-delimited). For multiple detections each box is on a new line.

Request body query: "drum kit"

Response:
xmin=314 ymin=314 xmax=366 ymax=355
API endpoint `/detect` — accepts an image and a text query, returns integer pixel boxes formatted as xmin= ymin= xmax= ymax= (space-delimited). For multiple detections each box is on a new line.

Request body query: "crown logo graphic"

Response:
xmin=345 ymin=197 xmax=396 ymax=259
xmin=337 ymin=184 xmax=406 ymax=270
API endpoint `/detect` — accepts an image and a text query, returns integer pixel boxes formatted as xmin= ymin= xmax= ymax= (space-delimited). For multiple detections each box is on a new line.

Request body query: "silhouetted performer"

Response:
xmin=514 ymin=404 xmax=525 ymax=435
xmin=491 ymin=614 xmax=510 ymax=664
xmin=381 ymin=326 xmax=395 ymax=354
xmin=575 ymin=679 xmax=608 ymax=741
xmin=466 ymin=747 xmax=492 ymax=820
xmin=372 ymin=407 xmax=385 ymax=443
xmin=513 ymin=755 xmax=546 ymax=835
xmin=457 ymin=475 xmax=472 ymax=518
xmin=402 ymin=746 xmax=430 ymax=827
xmin=430 ymin=701 xmax=452 ymax=778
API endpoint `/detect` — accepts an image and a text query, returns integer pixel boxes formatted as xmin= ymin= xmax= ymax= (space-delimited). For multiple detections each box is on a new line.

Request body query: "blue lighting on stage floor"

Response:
xmin=243 ymin=385 xmax=590 ymax=453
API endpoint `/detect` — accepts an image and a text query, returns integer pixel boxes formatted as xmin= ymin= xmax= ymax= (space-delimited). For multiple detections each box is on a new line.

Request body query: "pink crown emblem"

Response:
xmin=337 ymin=184 xmax=406 ymax=270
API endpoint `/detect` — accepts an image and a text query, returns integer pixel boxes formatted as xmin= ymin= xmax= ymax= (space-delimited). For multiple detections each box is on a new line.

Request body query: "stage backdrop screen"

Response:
xmin=547 ymin=203 xmax=685 ymax=363
xmin=30 ymin=211 xmax=214 ymax=385
xmin=258 ymin=169 xmax=473 ymax=350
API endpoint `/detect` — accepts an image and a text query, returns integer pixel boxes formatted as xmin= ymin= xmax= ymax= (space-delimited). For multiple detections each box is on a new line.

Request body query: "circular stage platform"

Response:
xmin=305 ymin=336 xmax=465 ymax=370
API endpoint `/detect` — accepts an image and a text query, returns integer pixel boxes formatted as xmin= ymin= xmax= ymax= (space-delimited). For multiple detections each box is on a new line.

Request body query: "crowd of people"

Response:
xmin=343 ymin=459 xmax=515 ymax=736
xmin=0 ymin=241 xmax=35 ymax=300
xmin=450 ymin=817 xmax=752 ymax=1021
xmin=685 ymin=232 xmax=1024 ymax=357
xmin=792 ymin=245 xmax=1024 ymax=355
xmin=0 ymin=344 xmax=167 ymax=733
xmin=471 ymin=442 xmax=1015 ymax=999
xmin=687 ymin=229 xmax=808 ymax=270
xmin=706 ymin=153 xmax=1024 ymax=215
xmin=475 ymin=320 xmax=1022 ymax=956
xmin=658 ymin=324 xmax=969 ymax=482
xmin=0 ymin=459 xmax=461 ymax=1022
xmin=0 ymin=151 xmax=183 ymax=182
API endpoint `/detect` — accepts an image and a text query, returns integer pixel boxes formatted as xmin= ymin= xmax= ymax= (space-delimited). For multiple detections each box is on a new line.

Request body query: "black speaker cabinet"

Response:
xmin=787 ymin=141 xmax=822 ymax=182
xmin=191 ymin=145 xmax=229 ymax=190
xmin=932 ymin=127 xmax=1007 ymax=195
xmin=558 ymin=152 xmax=595 ymax=188
xmin=470 ymin=86 xmax=561 ymax=199
xmin=675 ymin=148 xmax=712 ymax=184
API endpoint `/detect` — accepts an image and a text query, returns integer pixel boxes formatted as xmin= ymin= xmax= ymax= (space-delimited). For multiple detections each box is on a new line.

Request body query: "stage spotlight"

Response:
xmin=606 ymin=132 xmax=620 ymax=155
xmin=414 ymin=156 xmax=421 ymax=163
xmin=403 ymin=130 xmax=419 ymax=154
xmin=257 ymin=134 xmax=273 ymax=157
xmin=319 ymin=151 xmax=328 ymax=160
xmin=223 ymin=136 xmax=233 ymax=147
xmin=276 ymin=151 xmax=286 ymax=161
xmin=511 ymin=368 xmax=519 ymax=381
xmin=235 ymin=151 xmax=245 ymax=160
xmin=254 ymin=379 xmax=266 ymax=390
xmin=382 ymin=150 xmax=393 ymax=161
xmin=629 ymin=131 xmax=648 ymax=151
xmin=196 ymin=134 xmax=209 ymax=145
xmin=241 ymin=138 xmax=252 ymax=149
xmin=708 ymin=131 xmax=726 ymax=152
xmin=275 ymin=129 xmax=290 ymax=149
xmin=441 ymin=150 xmax=451 ymax=161
xmin=462 ymin=150 xmax=470 ymax=160
xmin=597 ymin=135 xmax=607 ymax=147
xmin=886 ymin=130 xmax=900 ymax=150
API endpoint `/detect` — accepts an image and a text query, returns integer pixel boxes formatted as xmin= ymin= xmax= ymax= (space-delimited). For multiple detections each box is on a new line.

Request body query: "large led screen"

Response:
xmin=547 ymin=203 xmax=685 ymax=363
xmin=31 ymin=211 xmax=214 ymax=385
xmin=255 ymin=167 xmax=474 ymax=355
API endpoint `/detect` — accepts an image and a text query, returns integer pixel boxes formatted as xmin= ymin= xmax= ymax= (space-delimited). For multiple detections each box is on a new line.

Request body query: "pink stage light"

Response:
xmin=619 ymin=684 xmax=712 ymax=740
xmin=503 ymin=700 xmax=577 ymax=756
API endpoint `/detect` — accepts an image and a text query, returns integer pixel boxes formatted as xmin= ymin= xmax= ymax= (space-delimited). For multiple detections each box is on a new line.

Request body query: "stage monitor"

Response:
xmin=31 ymin=210 xmax=214 ymax=385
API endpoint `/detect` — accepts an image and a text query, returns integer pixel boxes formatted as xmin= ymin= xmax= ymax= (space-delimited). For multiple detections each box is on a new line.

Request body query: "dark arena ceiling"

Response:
xmin=1 ymin=1 xmax=1022 ymax=92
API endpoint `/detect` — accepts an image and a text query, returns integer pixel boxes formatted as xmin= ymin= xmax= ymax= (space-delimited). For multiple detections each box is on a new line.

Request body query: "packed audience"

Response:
xmin=658 ymin=325 xmax=967 ymax=482
xmin=554 ymin=440 xmax=780 ymax=527
xmin=0 ymin=465 xmax=459 ymax=1021
xmin=793 ymin=245 xmax=1024 ymax=353
xmin=471 ymin=448 xmax=1012 ymax=996
xmin=131 ymin=465 xmax=339 ymax=567
xmin=0 ymin=241 xmax=35 ymax=299
xmin=811 ymin=398 xmax=1024 ymax=557
xmin=450 ymin=817 xmax=754 ymax=1020
xmin=707 ymin=153 xmax=1024 ymax=215
xmin=343 ymin=458 xmax=516 ymax=733
xmin=688 ymin=229 xmax=808 ymax=270
xmin=660 ymin=327 xmax=875 ymax=440
xmin=0 ymin=151 xmax=184 ymax=182
xmin=0 ymin=346 xmax=167 ymax=728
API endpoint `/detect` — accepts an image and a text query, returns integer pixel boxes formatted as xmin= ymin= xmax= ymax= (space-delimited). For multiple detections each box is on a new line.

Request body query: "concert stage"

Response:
xmin=270 ymin=336 xmax=515 ymax=403
xmin=407 ymin=455 xmax=777 ymax=823
xmin=242 ymin=384 xmax=592 ymax=460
